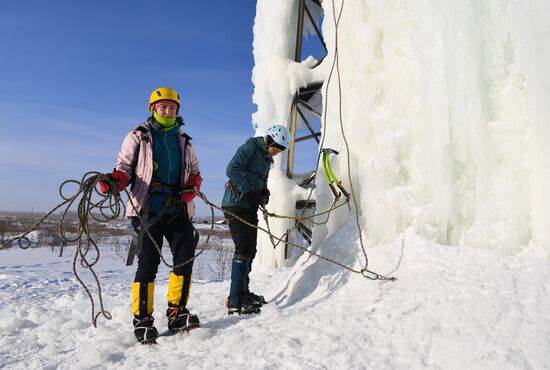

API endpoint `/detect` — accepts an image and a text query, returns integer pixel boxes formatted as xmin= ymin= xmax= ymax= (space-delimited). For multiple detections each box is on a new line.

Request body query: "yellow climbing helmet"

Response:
xmin=148 ymin=87 xmax=181 ymax=112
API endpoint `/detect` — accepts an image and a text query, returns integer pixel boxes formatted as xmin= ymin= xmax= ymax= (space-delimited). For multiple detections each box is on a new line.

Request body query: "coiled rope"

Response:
xmin=0 ymin=171 xmax=215 ymax=327
xmin=2 ymin=172 xmax=120 ymax=326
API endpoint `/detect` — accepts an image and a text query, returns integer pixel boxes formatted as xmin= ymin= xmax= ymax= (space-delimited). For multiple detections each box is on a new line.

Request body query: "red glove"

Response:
xmin=99 ymin=170 xmax=129 ymax=194
xmin=180 ymin=174 xmax=202 ymax=202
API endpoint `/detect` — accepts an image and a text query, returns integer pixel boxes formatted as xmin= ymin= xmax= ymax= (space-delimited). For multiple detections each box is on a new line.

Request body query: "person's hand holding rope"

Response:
xmin=179 ymin=174 xmax=202 ymax=203
xmin=98 ymin=170 xmax=128 ymax=195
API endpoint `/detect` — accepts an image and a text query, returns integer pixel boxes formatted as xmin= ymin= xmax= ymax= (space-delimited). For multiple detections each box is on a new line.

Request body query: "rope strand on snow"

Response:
xmin=193 ymin=191 xmax=395 ymax=280
xmin=1 ymin=172 xmax=120 ymax=326
xmin=260 ymin=197 xmax=344 ymax=249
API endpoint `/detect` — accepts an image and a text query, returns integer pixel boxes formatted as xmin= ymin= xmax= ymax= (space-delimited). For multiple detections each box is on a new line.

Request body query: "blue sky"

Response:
xmin=0 ymin=1 xmax=259 ymax=215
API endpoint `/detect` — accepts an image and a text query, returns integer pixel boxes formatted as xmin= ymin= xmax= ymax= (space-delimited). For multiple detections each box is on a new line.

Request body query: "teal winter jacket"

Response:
xmin=221 ymin=136 xmax=273 ymax=209
xmin=147 ymin=122 xmax=182 ymax=213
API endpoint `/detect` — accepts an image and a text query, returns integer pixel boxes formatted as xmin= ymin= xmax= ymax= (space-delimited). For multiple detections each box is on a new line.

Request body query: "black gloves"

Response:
xmin=244 ymin=188 xmax=270 ymax=207
xmin=259 ymin=188 xmax=270 ymax=206
xmin=244 ymin=192 xmax=261 ymax=206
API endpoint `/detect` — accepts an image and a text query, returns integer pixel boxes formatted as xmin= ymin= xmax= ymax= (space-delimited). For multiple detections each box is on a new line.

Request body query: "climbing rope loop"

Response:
xmin=0 ymin=173 xmax=220 ymax=327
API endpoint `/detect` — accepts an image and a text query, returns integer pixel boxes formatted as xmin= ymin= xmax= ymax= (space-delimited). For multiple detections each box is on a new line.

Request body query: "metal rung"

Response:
xmin=297 ymin=222 xmax=312 ymax=245
xmin=298 ymin=99 xmax=322 ymax=118
xmin=296 ymin=199 xmax=316 ymax=209
xmin=298 ymin=81 xmax=324 ymax=102
xmin=297 ymin=222 xmax=312 ymax=238
xmin=295 ymin=133 xmax=321 ymax=143
xmin=298 ymin=172 xmax=316 ymax=187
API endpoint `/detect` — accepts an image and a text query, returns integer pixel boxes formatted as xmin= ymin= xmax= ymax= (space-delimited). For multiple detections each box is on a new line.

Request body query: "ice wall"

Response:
xmin=323 ymin=0 xmax=550 ymax=251
xmin=252 ymin=0 xmax=550 ymax=270
xmin=251 ymin=0 xmax=323 ymax=268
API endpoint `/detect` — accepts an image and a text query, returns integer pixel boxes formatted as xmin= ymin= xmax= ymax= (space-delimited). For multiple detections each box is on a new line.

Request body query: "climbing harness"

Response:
xmin=125 ymin=181 xmax=188 ymax=266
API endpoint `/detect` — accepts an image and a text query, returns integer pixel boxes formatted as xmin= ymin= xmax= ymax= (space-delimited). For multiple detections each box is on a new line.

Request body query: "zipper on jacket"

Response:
xmin=164 ymin=131 xmax=172 ymax=181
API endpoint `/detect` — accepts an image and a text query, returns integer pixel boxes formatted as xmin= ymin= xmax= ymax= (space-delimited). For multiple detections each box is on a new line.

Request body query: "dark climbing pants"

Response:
xmin=223 ymin=206 xmax=258 ymax=306
xmin=223 ymin=206 xmax=258 ymax=260
xmin=134 ymin=212 xmax=198 ymax=282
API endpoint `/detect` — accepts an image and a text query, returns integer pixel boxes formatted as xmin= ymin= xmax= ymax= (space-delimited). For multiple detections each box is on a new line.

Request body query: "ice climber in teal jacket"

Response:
xmin=221 ymin=124 xmax=291 ymax=314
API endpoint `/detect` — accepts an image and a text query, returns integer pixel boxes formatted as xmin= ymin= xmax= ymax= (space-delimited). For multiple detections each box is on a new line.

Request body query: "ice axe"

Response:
xmin=321 ymin=148 xmax=350 ymax=200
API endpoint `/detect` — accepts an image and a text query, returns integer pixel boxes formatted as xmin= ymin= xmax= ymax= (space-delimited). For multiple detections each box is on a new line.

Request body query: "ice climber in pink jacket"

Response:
xmin=99 ymin=87 xmax=202 ymax=344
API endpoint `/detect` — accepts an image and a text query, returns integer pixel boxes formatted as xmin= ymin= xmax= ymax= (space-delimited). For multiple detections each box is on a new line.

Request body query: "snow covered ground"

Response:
xmin=2 ymin=1 xmax=550 ymax=369
xmin=1 ymin=227 xmax=549 ymax=369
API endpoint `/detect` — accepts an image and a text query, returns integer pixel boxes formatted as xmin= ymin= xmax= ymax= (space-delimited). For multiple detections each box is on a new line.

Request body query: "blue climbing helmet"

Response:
xmin=265 ymin=124 xmax=291 ymax=150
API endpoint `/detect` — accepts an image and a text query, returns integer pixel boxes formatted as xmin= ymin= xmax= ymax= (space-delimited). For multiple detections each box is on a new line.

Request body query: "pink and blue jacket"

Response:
xmin=114 ymin=119 xmax=200 ymax=217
